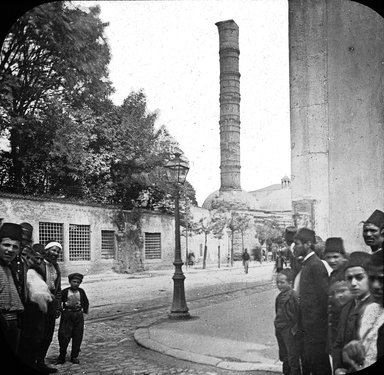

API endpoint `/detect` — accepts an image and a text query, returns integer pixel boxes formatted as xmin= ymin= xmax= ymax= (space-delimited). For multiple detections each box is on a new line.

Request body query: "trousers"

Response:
xmin=275 ymin=327 xmax=302 ymax=375
xmin=58 ymin=310 xmax=84 ymax=358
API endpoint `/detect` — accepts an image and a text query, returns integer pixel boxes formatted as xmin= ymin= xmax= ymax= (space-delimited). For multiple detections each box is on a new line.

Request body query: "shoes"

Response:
xmin=71 ymin=357 xmax=80 ymax=364
xmin=55 ymin=355 xmax=66 ymax=365
xmin=35 ymin=362 xmax=58 ymax=373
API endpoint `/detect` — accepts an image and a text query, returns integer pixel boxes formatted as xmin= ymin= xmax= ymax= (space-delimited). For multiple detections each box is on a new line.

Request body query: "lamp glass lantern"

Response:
xmin=165 ymin=152 xmax=189 ymax=185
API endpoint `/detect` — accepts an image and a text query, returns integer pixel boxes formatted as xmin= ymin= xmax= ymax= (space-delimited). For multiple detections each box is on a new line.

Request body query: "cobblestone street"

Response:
xmin=43 ymin=263 xmax=276 ymax=375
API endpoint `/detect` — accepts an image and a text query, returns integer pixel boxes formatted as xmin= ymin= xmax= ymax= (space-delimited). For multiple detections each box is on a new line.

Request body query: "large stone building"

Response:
xmin=289 ymin=0 xmax=384 ymax=252
xmin=0 ymin=193 xmax=235 ymax=275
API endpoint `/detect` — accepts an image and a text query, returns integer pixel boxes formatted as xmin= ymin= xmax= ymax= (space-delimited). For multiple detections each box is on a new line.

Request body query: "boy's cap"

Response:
xmin=0 ymin=222 xmax=23 ymax=241
xmin=68 ymin=273 xmax=84 ymax=282
xmin=345 ymin=251 xmax=371 ymax=271
xmin=324 ymin=237 xmax=346 ymax=255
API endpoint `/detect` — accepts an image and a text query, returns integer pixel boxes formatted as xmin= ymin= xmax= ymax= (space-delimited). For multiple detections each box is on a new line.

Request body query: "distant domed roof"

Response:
xmin=257 ymin=187 xmax=292 ymax=211
xmin=202 ymin=189 xmax=260 ymax=210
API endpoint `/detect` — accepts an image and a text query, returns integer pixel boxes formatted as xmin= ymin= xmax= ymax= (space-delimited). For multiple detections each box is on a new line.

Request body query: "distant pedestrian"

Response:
xmin=274 ymin=268 xmax=302 ymax=375
xmin=56 ymin=273 xmax=89 ymax=365
xmin=274 ymin=250 xmax=286 ymax=273
xmin=241 ymin=249 xmax=250 ymax=274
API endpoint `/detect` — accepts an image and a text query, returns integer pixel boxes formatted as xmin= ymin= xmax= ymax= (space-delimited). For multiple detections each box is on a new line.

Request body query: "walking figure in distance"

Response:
xmin=242 ymin=248 xmax=250 ymax=274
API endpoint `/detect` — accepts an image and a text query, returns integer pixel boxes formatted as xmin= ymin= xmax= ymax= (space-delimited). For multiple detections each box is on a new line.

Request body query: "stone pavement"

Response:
xmin=134 ymin=287 xmax=281 ymax=374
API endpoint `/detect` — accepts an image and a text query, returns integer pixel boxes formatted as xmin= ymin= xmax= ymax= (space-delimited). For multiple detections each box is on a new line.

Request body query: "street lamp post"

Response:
xmin=165 ymin=152 xmax=191 ymax=319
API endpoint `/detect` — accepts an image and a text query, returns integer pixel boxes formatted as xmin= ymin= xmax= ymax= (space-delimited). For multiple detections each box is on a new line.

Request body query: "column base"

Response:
xmin=168 ymin=310 xmax=191 ymax=320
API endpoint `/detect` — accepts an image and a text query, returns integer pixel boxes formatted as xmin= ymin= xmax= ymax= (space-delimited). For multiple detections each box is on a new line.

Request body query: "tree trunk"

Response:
xmin=203 ymin=234 xmax=207 ymax=269
xmin=231 ymin=230 xmax=234 ymax=267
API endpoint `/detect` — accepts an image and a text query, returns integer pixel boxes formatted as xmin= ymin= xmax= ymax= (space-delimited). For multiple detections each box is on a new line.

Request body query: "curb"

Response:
xmin=134 ymin=322 xmax=281 ymax=374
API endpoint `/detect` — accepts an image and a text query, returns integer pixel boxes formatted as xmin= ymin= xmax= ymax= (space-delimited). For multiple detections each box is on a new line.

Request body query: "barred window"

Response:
xmin=101 ymin=230 xmax=115 ymax=259
xmin=39 ymin=222 xmax=64 ymax=262
xmin=69 ymin=224 xmax=90 ymax=261
xmin=144 ymin=233 xmax=161 ymax=259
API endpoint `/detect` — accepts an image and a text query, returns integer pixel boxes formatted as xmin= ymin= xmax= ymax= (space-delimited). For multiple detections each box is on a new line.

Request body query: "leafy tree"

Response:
xmin=0 ymin=2 xmax=198 ymax=210
xmin=194 ymin=216 xmax=214 ymax=269
xmin=254 ymin=219 xmax=284 ymax=251
xmin=233 ymin=213 xmax=253 ymax=252
xmin=0 ymin=2 xmax=113 ymax=192
xmin=210 ymin=208 xmax=228 ymax=268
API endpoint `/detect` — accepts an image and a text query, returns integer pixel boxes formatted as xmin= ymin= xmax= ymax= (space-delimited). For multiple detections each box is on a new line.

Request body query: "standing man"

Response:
xmin=10 ymin=222 xmax=33 ymax=305
xmin=0 ymin=223 xmax=24 ymax=354
xmin=35 ymin=241 xmax=63 ymax=373
xmin=294 ymin=228 xmax=332 ymax=375
xmin=362 ymin=209 xmax=384 ymax=253
xmin=241 ymin=248 xmax=250 ymax=274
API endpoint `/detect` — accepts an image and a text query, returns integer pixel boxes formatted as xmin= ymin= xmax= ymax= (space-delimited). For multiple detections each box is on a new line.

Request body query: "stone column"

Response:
xmin=216 ymin=20 xmax=241 ymax=191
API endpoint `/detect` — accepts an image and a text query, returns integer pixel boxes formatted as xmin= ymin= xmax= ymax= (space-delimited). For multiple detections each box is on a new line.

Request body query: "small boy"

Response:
xmin=56 ymin=273 xmax=89 ymax=365
xmin=274 ymin=268 xmax=302 ymax=375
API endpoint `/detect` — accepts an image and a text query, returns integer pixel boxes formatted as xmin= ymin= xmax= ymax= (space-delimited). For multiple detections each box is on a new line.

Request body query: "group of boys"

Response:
xmin=0 ymin=221 xmax=89 ymax=373
xmin=274 ymin=209 xmax=384 ymax=375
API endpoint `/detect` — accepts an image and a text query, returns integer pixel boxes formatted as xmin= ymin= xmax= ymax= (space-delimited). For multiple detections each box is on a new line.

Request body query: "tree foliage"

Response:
xmin=0 ymin=2 xmax=197 ymax=208
xmin=254 ymin=219 xmax=284 ymax=249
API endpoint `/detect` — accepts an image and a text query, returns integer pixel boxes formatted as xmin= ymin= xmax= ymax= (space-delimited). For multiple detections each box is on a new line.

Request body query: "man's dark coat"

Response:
xmin=299 ymin=253 xmax=330 ymax=344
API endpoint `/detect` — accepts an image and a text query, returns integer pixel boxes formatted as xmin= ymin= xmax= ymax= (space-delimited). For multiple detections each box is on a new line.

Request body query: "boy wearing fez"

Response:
xmin=274 ymin=268 xmax=302 ymax=375
xmin=341 ymin=249 xmax=384 ymax=372
xmin=332 ymin=251 xmax=372 ymax=374
xmin=324 ymin=237 xmax=349 ymax=349
xmin=56 ymin=273 xmax=89 ymax=365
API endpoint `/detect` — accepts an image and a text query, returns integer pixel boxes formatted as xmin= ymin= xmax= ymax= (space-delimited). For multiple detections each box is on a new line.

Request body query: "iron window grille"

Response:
xmin=101 ymin=230 xmax=116 ymax=259
xmin=69 ymin=224 xmax=90 ymax=261
xmin=144 ymin=232 xmax=161 ymax=259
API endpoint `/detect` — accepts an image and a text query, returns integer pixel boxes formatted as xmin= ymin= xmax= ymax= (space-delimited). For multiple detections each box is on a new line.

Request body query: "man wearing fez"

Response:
xmin=34 ymin=241 xmax=63 ymax=373
xmin=362 ymin=209 xmax=384 ymax=253
xmin=10 ymin=222 xmax=33 ymax=305
xmin=293 ymin=228 xmax=332 ymax=375
xmin=0 ymin=223 xmax=24 ymax=354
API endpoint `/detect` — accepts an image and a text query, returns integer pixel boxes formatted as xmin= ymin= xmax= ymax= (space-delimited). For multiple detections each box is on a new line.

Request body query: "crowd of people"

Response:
xmin=0 ymin=221 xmax=89 ymax=373
xmin=1 ymin=209 xmax=383 ymax=375
xmin=273 ymin=209 xmax=384 ymax=375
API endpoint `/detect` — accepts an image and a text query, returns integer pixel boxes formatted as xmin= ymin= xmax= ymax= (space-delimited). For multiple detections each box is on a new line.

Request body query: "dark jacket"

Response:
xmin=274 ymin=288 xmax=300 ymax=335
xmin=60 ymin=287 xmax=89 ymax=314
xmin=299 ymin=252 xmax=329 ymax=343
xmin=327 ymin=263 xmax=349 ymax=350
xmin=331 ymin=296 xmax=372 ymax=371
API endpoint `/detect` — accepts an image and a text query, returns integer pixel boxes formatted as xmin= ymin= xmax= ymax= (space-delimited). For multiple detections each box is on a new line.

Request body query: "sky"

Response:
xmin=78 ymin=0 xmax=290 ymax=206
